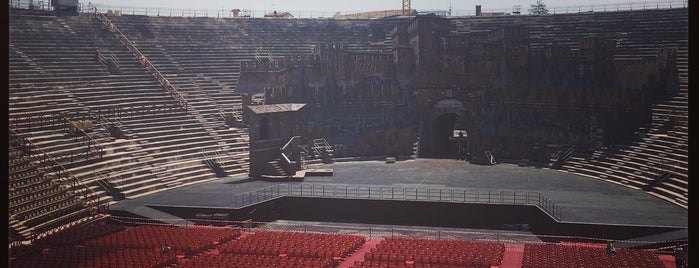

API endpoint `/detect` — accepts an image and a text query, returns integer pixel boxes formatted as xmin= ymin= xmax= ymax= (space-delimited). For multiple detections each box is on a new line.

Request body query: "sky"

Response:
xmin=84 ymin=0 xmax=668 ymax=14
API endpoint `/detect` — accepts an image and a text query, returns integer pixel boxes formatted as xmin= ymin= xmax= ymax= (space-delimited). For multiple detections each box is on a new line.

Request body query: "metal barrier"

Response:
xmin=56 ymin=0 xmax=688 ymax=19
xmin=229 ymin=184 xmax=562 ymax=221
xmin=7 ymin=0 xmax=688 ymax=18
xmin=86 ymin=3 xmax=189 ymax=111
xmin=107 ymin=214 xmax=687 ymax=249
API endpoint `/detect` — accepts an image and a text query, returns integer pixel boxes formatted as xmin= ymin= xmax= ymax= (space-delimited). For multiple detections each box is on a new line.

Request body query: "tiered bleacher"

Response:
xmin=9 ymin=4 xmax=688 ymax=243
xmin=450 ymin=8 xmax=688 ymax=209
xmin=351 ymin=237 xmax=505 ymax=268
xmin=561 ymin=41 xmax=688 ymax=207
xmin=9 ymin=8 xmax=251 ymax=209
xmin=522 ymin=243 xmax=665 ymax=268
xmin=9 ymin=129 xmax=104 ymax=242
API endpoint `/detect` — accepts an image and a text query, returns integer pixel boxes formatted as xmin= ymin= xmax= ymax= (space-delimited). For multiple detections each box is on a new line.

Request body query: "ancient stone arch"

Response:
xmin=420 ymin=98 xmax=474 ymax=159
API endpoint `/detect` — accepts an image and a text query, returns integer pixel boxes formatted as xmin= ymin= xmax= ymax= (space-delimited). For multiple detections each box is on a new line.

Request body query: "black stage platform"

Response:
xmin=111 ymin=159 xmax=687 ymax=229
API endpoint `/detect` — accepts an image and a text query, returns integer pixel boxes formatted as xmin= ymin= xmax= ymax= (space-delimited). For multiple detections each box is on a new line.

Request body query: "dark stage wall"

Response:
xmin=144 ymin=197 xmax=684 ymax=242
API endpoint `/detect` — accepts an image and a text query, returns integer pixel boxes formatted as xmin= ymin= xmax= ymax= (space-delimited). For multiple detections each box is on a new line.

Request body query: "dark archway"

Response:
xmin=432 ymin=113 xmax=458 ymax=158
xmin=259 ymin=117 xmax=269 ymax=140
xmin=419 ymin=98 xmax=472 ymax=159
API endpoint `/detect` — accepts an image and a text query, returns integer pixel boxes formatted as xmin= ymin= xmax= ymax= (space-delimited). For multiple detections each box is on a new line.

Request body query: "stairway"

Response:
xmin=312 ymin=138 xmax=334 ymax=164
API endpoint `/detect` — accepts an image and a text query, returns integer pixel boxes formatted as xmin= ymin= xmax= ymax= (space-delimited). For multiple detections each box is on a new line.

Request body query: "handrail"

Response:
xmin=561 ymin=146 xmax=575 ymax=161
xmin=108 ymin=51 xmax=120 ymax=67
xmin=86 ymin=3 xmax=189 ymax=111
xmin=229 ymin=184 xmax=563 ymax=221
xmin=552 ymin=145 xmax=575 ymax=169
xmin=9 ymin=127 xmax=107 ymax=216
xmin=280 ymin=136 xmax=303 ymax=174
xmin=281 ymin=136 xmax=302 ymax=152
xmin=312 ymin=138 xmax=332 ymax=155
xmin=485 ymin=151 xmax=496 ymax=165
xmin=62 ymin=113 xmax=105 ymax=160
xmin=73 ymin=0 xmax=687 ymax=19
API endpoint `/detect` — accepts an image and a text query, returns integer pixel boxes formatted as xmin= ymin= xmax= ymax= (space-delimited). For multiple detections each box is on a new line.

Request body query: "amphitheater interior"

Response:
xmin=8 ymin=3 xmax=688 ymax=268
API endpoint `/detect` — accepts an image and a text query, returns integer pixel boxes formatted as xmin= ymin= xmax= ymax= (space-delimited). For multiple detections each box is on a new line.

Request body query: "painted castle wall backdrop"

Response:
xmin=238 ymin=15 xmax=676 ymax=161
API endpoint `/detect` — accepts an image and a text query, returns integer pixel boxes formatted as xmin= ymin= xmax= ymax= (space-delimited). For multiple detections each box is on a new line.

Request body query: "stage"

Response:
xmin=110 ymin=158 xmax=686 ymax=229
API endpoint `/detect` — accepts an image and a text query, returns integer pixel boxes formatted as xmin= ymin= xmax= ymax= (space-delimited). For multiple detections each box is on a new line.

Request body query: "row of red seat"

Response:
xmin=361 ymin=237 xmax=504 ymax=267
xmin=218 ymin=230 xmax=365 ymax=259
xmin=352 ymin=260 xmax=494 ymax=268
xmin=364 ymin=252 xmax=498 ymax=267
xmin=176 ymin=253 xmax=333 ymax=268
xmin=35 ymin=223 xmax=126 ymax=246
xmin=522 ymin=243 xmax=665 ymax=268
xmin=175 ymin=230 xmax=367 ymax=268
xmin=9 ymin=246 xmax=178 ymax=268
xmin=81 ymin=225 xmax=241 ymax=252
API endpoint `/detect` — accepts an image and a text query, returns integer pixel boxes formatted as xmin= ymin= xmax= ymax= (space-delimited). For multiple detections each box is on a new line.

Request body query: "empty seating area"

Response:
xmin=9 ymin=223 xmax=242 ymax=268
xmin=561 ymin=43 xmax=688 ymax=208
xmin=10 ymin=224 xmax=366 ymax=268
xmin=178 ymin=230 xmax=365 ymax=268
xmin=9 ymin=131 xmax=98 ymax=241
xmin=104 ymin=14 xmax=395 ymax=175
xmin=449 ymin=9 xmax=688 ymax=58
xmin=177 ymin=253 xmax=333 ymax=268
xmin=34 ymin=222 xmax=126 ymax=247
xmin=108 ymin=14 xmax=392 ymax=99
xmin=10 ymin=9 xmax=251 ymax=209
xmin=10 ymin=219 xmax=680 ymax=268
xmin=81 ymin=225 xmax=241 ymax=252
xmin=218 ymin=230 xmax=366 ymax=258
xmin=445 ymin=8 xmax=688 ymax=209
xmin=9 ymin=4 xmax=688 ymax=244
xmin=521 ymin=243 xmax=665 ymax=268
xmin=352 ymin=237 xmax=505 ymax=268
xmin=9 ymin=246 xmax=179 ymax=268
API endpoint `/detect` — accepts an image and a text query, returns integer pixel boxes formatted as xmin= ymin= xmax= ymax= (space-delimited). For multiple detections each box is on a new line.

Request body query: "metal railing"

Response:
xmin=8 ymin=127 xmax=108 ymax=214
xmin=8 ymin=0 xmax=688 ymax=18
xmin=86 ymin=3 xmax=189 ymax=111
xmin=62 ymin=113 xmax=104 ymax=161
xmin=65 ymin=0 xmax=687 ymax=19
xmin=107 ymin=215 xmax=686 ymax=248
xmin=312 ymin=138 xmax=333 ymax=158
xmin=229 ymin=184 xmax=562 ymax=221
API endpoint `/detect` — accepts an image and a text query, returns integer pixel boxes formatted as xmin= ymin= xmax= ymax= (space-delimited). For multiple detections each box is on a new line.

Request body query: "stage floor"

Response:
xmin=111 ymin=158 xmax=687 ymax=228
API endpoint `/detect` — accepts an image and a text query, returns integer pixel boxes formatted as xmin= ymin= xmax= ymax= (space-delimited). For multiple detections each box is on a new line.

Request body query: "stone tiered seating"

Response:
xmin=562 ymin=124 xmax=688 ymax=208
xmin=521 ymin=243 xmax=665 ymax=268
xmin=641 ymin=46 xmax=688 ymax=207
xmin=10 ymin=5 xmax=689 ymax=217
xmin=10 ymin=10 xmax=250 ymax=202
xmin=107 ymin=14 xmax=394 ymax=177
xmin=352 ymin=237 xmax=505 ymax=268
xmin=109 ymin=15 xmax=392 ymax=90
xmin=493 ymin=8 xmax=690 ymax=208
xmin=8 ymin=135 xmax=97 ymax=240
xmin=450 ymin=9 xmax=688 ymax=57
xmin=9 ymin=83 xmax=109 ymax=169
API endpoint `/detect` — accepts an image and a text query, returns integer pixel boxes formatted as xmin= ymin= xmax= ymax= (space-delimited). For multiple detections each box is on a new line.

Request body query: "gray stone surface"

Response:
xmin=111 ymin=159 xmax=687 ymax=227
